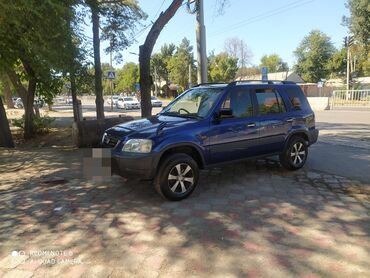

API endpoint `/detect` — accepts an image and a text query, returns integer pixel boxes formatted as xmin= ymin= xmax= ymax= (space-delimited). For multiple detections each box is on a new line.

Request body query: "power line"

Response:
xmin=210 ymin=0 xmax=315 ymax=37
xmin=153 ymin=0 xmax=167 ymax=19
xmin=121 ymin=1 xmax=190 ymax=63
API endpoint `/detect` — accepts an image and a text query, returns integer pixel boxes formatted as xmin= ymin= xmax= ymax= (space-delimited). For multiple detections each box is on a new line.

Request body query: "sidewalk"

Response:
xmin=0 ymin=148 xmax=369 ymax=278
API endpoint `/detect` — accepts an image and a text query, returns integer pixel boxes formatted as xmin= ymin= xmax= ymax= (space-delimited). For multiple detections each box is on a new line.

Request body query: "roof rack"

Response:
xmin=193 ymin=82 xmax=228 ymax=87
xmin=228 ymin=80 xmax=296 ymax=86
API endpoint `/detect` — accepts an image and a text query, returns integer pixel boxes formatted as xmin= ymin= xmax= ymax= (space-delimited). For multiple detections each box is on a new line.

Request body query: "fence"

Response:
xmin=331 ymin=90 xmax=370 ymax=109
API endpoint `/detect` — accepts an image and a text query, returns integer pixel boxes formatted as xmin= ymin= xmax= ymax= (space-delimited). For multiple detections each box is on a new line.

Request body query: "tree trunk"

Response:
xmin=70 ymin=71 xmax=80 ymax=122
xmin=139 ymin=0 xmax=184 ymax=118
xmin=91 ymin=4 xmax=105 ymax=120
xmin=24 ymin=77 xmax=36 ymax=139
xmin=7 ymin=69 xmax=27 ymax=105
xmin=0 ymin=95 xmax=14 ymax=148
xmin=1 ymin=74 xmax=14 ymax=108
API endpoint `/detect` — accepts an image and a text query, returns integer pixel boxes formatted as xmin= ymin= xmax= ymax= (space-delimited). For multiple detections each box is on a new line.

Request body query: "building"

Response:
xmin=237 ymin=71 xmax=305 ymax=83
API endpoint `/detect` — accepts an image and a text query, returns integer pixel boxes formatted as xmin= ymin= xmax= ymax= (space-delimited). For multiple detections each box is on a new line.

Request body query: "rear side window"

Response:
xmin=255 ymin=89 xmax=286 ymax=115
xmin=222 ymin=89 xmax=253 ymax=118
xmin=285 ymin=87 xmax=310 ymax=111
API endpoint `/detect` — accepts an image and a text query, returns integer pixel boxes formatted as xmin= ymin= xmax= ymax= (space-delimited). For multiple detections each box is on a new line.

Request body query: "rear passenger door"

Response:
xmin=254 ymin=88 xmax=290 ymax=154
xmin=208 ymin=88 xmax=260 ymax=164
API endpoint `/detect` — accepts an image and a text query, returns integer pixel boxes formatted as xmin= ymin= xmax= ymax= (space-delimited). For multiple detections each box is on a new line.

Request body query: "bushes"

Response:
xmin=13 ymin=115 xmax=55 ymax=134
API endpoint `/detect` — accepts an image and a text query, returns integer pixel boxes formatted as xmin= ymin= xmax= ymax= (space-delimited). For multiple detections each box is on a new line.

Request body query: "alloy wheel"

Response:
xmin=290 ymin=142 xmax=306 ymax=166
xmin=168 ymin=163 xmax=194 ymax=194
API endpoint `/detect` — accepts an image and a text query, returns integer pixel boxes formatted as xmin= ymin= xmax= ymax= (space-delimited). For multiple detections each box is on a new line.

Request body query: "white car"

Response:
xmin=151 ymin=96 xmax=163 ymax=107
xmin=107 ymin=95 xmax=119 ymax=106
xmin=116 ymin=97 xmax=140 ymax=110
xmin=65 ymin=96 xmax=73 ymax=104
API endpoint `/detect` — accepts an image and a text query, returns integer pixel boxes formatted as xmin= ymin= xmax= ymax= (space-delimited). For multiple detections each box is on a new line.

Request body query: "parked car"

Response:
xmin=107 ymin=95 xmax=120 ymax=106
xmin=151 ymin=96 xmax=163 ymax=107
xmin=13 ymin=97 xmax=44 ymax=109
xmin=65 ymin=96 xmax=73 ymax=104
xmin=102 ymin=81 xmax=319 ymax=201
xmin=116 ymin=97 xmax=140 ymax=110
xmin=13 ymin=97 xmax=23 ymax=109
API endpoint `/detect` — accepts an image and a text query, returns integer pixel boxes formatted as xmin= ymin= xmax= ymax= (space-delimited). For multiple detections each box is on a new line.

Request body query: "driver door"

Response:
xmin=208 ymin=88 xmax=260 ymax=164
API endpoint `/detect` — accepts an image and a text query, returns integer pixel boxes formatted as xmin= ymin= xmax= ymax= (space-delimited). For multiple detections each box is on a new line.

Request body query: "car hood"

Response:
xmin=106 ymin=115 xmax=195 ymax=138
xmin=123 ymin=100 xmax=139 ymax=104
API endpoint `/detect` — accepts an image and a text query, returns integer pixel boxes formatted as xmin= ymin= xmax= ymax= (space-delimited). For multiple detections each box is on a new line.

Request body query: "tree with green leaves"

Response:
xmin=0 ymin=0 xmax=78 ymax=139
xmin=115 ymin=62 xmax=139 ymax=93
xmin=151 ymin=43 xmax=176 ymax=86
xmin=259 ymin=54 xmax=288 ymax=73
xmin=293 ymin=30 xmax=336 ymax=83
xmin=343 ymin=0 xmax=369 ymax=50
xmin=342 ymin=0 xmax=370 ymax=76
xmin=326 ymin=48 xmax=347 ymax=78
xmin=167 ymin=38 xmax=195 ymax=91
xmin=208 ymin=52 xmax=238 ymax=82
xmin=85 ymin=0 xmax=146 ymax=119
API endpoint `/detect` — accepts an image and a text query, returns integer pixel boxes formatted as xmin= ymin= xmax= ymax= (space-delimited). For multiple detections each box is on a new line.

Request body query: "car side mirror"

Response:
xmin=219 ymin=108 xmax=233 ymax=119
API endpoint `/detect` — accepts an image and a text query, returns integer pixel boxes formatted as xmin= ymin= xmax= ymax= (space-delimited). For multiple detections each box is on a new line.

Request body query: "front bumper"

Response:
xmin=111 ymin=151 xmax=160 ymax=179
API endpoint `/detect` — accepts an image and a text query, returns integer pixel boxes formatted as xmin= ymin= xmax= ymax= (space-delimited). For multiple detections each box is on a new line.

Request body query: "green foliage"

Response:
xmin=151 ymin=38 xmax=195 ymax=92
xmin=167 ymin=38 xmax=194 ymax=91
xmin=0 ymin=0 xmax=76 ymax=74
xmin=343 ymin=0 xmax=370 ymax=50
xmin=259 ymin=54 xmax=288 ymax=73
xmin=326 ymin=48 xmax=347 ymax=78
xmin=342 ymin=1 xmax=369 ymax=76
xmin=86 ymin=0 xmax=147 ymax=62
xmin=115 ymin=62 xmax=139 ymax=92
xmin=13 ymin=115 xmax=55 ymax=134
xmin=208 ymin=52 xmax=238 ymax=82
xmin=294 ymin=30 xmax=336 ymax=83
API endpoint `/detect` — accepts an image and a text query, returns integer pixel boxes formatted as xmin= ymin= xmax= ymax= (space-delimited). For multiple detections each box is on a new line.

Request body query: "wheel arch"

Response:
xmin=285 ymin=130 xmax=310 ymax=148
xmin=157 ymin=143 xmax=206 ymax=170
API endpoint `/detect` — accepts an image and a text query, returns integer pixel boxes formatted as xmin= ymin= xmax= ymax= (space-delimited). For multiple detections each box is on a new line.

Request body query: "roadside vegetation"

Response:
xmin=0 ymin=0 xmax=368 ymax=147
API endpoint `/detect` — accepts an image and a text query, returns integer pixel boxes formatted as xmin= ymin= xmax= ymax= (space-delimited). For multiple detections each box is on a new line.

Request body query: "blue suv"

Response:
xmin=102 ymin=81 xmax=318 ymax=200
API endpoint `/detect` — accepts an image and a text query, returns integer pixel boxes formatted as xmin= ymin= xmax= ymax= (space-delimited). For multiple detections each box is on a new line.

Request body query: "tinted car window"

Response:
xmin=222 ymin=89 xmax=253 ymax=118
xmin=256 ymin=89 xmax=285 ymax=115
xmin=285 ymin=87 xmax=310 ymax=111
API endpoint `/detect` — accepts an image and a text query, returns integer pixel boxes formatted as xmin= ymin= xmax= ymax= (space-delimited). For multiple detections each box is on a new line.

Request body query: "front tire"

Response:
xmin=154 ymin=153 xmax=199 ymax=201
xmin=279 ymin=136 xmax=308 ymax=170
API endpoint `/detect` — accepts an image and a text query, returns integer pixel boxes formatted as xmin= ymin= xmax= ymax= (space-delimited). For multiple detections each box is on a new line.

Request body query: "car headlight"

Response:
xmin=122 ymin=139 xmax=152 ymax=153
xmin=102 ymin=132 xmax=107 ymax=144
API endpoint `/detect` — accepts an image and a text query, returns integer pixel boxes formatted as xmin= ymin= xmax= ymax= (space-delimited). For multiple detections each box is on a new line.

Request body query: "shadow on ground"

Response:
xmin=0 ymin=147 xmax=369 ymax=277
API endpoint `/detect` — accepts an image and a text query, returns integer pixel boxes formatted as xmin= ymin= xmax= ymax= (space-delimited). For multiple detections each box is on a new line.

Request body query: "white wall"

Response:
xmin=307 ymin=97 xmax=329 ymax=111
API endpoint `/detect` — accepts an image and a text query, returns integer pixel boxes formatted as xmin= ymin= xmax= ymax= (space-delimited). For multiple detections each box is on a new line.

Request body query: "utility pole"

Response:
xmin=196 ymin=0 xmax=207 ymax=84
xmin=188 ymin=63 xmax=192 ymax=88
xmin=344 ymin=35 xmax=354 ymax=92
xmin=110 ymin=39 xmax=114 ymax=111
xmin=346 ymin=37 xmax=350 ymax=92
xmin=154 ymin=67 xmax=159 ymax=96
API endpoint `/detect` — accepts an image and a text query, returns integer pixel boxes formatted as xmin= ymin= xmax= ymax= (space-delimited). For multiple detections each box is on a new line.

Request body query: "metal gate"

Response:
xmin=331 ymin=90 xmax=370 ymax=109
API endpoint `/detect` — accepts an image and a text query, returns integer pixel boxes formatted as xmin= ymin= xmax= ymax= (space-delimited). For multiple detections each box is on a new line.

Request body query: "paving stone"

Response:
xmin=0 ymin=254 xmax=28 ymax=269
xmin=2 ymin=269 xmax=33 ymax=278
xmin=80 ymin=265 xmax=112 ymax=278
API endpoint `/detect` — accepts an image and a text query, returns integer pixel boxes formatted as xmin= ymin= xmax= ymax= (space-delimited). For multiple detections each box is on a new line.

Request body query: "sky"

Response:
xmin=97 ymin=0 xmax=350 ymax=69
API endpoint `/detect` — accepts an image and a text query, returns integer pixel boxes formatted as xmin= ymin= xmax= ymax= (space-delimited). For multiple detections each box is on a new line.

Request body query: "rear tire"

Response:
xmin=279 ymin=136 xmax=308 ymax=170
xmin=154 ymin=153 xmax=199 ymax=201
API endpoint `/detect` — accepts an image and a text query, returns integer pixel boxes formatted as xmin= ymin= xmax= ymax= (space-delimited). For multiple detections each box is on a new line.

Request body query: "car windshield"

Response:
xmin=124 ymin=97 xmax=134 ymax=101
xmin=160 ymin=87 xmax=224 ymax=119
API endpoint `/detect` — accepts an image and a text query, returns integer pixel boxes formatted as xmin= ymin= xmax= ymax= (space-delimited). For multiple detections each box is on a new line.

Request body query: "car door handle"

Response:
xmin=285 ymin=118 xmax=294 ymax=123
xmin=247 ymin=123 xmax=256 ymax=128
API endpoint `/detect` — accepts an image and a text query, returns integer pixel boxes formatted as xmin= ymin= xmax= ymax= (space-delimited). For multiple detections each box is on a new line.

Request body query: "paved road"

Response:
xmin=307 ymin=110 xmax=370 ymax=183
